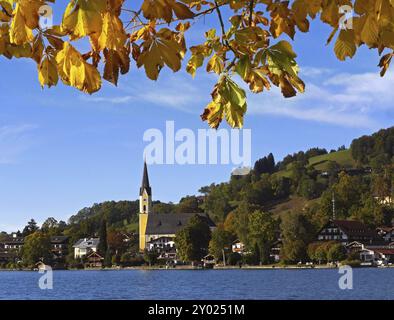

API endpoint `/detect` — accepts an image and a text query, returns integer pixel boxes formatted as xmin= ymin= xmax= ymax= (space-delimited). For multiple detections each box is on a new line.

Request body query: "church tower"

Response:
xmin=139 ymin=161 xmax=152 ymax=252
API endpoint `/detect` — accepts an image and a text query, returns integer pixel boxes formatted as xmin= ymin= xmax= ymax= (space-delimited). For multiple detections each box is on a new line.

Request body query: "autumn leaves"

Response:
xmin=133 ymin=24 xmax=185 ymax=81
xmin=0 ymin=0 xmax=393 ymax=128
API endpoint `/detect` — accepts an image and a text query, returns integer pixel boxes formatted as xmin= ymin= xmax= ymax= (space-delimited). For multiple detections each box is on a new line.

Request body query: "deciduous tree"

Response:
xmin=175 ymin=214 xmax=211 ymax=262
xmin=208 ymin=225 xmax=235 ymax=261
xmin=22 ymin=232 xmax=51 ymax=266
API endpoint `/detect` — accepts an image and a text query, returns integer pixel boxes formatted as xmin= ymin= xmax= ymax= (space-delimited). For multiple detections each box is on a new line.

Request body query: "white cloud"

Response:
xmin=85 ymin=96 xmax=134 ymax=104
xmin=0 ymin=124 xmax=38 ymax=164
xmin=247 ymin=68 xmax=394 ymax=129
xmin=81 ymin=66 xmax=393 ymax=129
xmin=300 ymin=66 xmax=334 ymax=78
xmin=81 ymin=72 xmax=216 ymax=114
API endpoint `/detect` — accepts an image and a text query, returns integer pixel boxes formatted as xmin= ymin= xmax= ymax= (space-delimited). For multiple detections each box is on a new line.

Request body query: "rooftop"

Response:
xmin=146 ymin=213 xmax=215 ymax=235
xmin=73 ymin=238 xmax=100 ymax=249
xmin=332 ymin=220 xmax=378 ymax=238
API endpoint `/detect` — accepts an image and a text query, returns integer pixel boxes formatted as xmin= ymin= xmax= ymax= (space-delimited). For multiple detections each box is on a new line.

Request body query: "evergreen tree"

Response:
xmin=98 ymin=219 xmax=108 ymax=256
xmin=22 ymin=219 xmax=39 ymax=237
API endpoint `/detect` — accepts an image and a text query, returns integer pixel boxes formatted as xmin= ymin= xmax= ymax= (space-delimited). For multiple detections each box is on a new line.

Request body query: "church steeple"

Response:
xmin=139 ymin=161 xmax=151 ymax=251
xmin=140 ymin=160 xmax=151 ymax=196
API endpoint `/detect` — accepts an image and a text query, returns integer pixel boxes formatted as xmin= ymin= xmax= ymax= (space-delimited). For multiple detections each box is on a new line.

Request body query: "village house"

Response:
xmin=0 ymin=234 xmax=69 ymax=265
xmin=147 ymin=236 xmax=177 ymax=260
xmin=50 ymin=236 xmax=69 ymax=258
xmin=138 ymin=162 xmax=216 ymax=255
xmin=2 ymin=233 xmax=24 ymax=251
xmin=358 ymin=246 xmax=394 ymax=266
xmin=317 ymin=220 xmax=378 ymax=245
xmin=86 ymin=251 xmax=104 ymax=268
xmin=73 ymin=238 xmax=100 ymax=259
xmin=147 ymin=236 xmax=175 ymax=252
xmin=346 ymin=241 xmax=394 ymax=266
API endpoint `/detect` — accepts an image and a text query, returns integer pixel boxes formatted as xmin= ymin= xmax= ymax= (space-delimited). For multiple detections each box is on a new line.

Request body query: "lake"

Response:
xmin=0 ymin=268 xmax=393 ymax=300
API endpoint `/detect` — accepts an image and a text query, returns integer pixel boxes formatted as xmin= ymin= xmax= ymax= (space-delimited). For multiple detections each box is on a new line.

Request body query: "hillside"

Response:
xmin=308 ymin=149 xmax=356 ymax=171
xmin=273 ymin=149 xmax=355 ymax=179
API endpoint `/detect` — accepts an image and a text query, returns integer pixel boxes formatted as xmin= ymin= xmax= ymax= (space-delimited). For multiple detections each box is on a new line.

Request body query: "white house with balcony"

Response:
xmin=73 ymin=238 xmax=100 ymax=259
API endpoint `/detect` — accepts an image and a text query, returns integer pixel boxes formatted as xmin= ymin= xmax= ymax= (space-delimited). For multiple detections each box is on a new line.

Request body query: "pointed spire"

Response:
xmin=140 ymin=160 xmax=151 ymax=196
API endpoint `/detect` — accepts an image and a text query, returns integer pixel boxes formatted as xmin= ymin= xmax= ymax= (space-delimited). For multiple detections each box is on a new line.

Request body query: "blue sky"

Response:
xmin=0 ymin=5 xmax=393 ymax=232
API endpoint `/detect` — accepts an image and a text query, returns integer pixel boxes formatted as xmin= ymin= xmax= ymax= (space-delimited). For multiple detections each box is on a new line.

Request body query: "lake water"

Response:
xmin=0 ymin=268 xmax=393 ymax=300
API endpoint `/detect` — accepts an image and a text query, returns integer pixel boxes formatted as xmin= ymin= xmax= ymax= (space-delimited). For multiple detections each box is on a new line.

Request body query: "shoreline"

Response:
xmin=1 ymin=264 xmax=393 ymax=271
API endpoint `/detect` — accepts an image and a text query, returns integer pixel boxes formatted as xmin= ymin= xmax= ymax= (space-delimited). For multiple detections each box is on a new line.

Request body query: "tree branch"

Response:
xmin=248 ymin=0 xmax=255 ymax=26
xmin=214 ymin=0 xmax=238 ymax=71
xmin=214 ymin=0 xmax=227 ymax=43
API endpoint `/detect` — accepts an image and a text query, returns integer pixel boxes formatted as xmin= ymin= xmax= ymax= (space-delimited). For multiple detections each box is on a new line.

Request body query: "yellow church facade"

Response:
xmin=138 ymin=162 xmax=216 ymax=252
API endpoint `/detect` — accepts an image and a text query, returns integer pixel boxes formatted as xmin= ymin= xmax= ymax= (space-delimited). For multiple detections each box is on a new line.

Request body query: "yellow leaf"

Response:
xmin=248 ymin=68 xmax=271 ymax=93
xmin=172 ymin=2 xmax=194 ymax=19
xmin=137 ymin=29 xmax=182 ymax=80
xmin=321 ymin=0 xmax=341 ymax=27
xmin=10 ymin=3 xmax=34 ymax=45
xmin=262 ymin=41 xmax=305 ymax=97
xmin=334 ymin=29 xmax=357 ymax=61
xmin=353 ymin=14 xmax=379 ymax=47
xmin=378 ymin=52 xmax=393 ymax=77
xmin=32 ymin=35 xmax=44 ymax=64
xmin=186 ymin=53 xmax=204 ymax=77
xmin=56 ymin=42 xmax=101 ymax=93
xmin=103 ymin=47 xmax=130 ymax=86
xmin=7 ymin=42 xmax=32 ymax=58
xmin=61 ymin=0 xmax=106 ymax=39
xmin=206 ymin=54 xmax=224 ymax=75
xmin=202 ymin=76 xmax=247 ymax=129
xmin=268 ymin=2 xmax=295 ymax=39
xmin=98 ymin=12 xmax=127 ymax=51
xmin=141 ymin=0 xmax=172 ymax=23
xmin=141 ymin=0 xmax=194 ymax=23
xmin=0 ymin=24 xmax=9 ymax=55
xmin=235 ymin=55 xmax=251 ymax=80
xmin=201 ymin=100 xmax=224 ymax=129
xmin=292 ymin=0 xmax=322 ymax=20
xmin=38 ymin=56 xmax=58 ymax=88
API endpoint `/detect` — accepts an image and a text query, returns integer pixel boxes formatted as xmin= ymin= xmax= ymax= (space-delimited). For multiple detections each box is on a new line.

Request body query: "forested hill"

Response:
xmin=200 ymin=126 xmax=394 ymax=229
xmin=10 ymin=127 xmax=394 ymax=246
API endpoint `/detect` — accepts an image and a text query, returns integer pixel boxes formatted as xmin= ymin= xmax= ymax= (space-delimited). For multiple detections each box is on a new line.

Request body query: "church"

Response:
xmin=138 ymin=162 xmax=216 ymax=253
